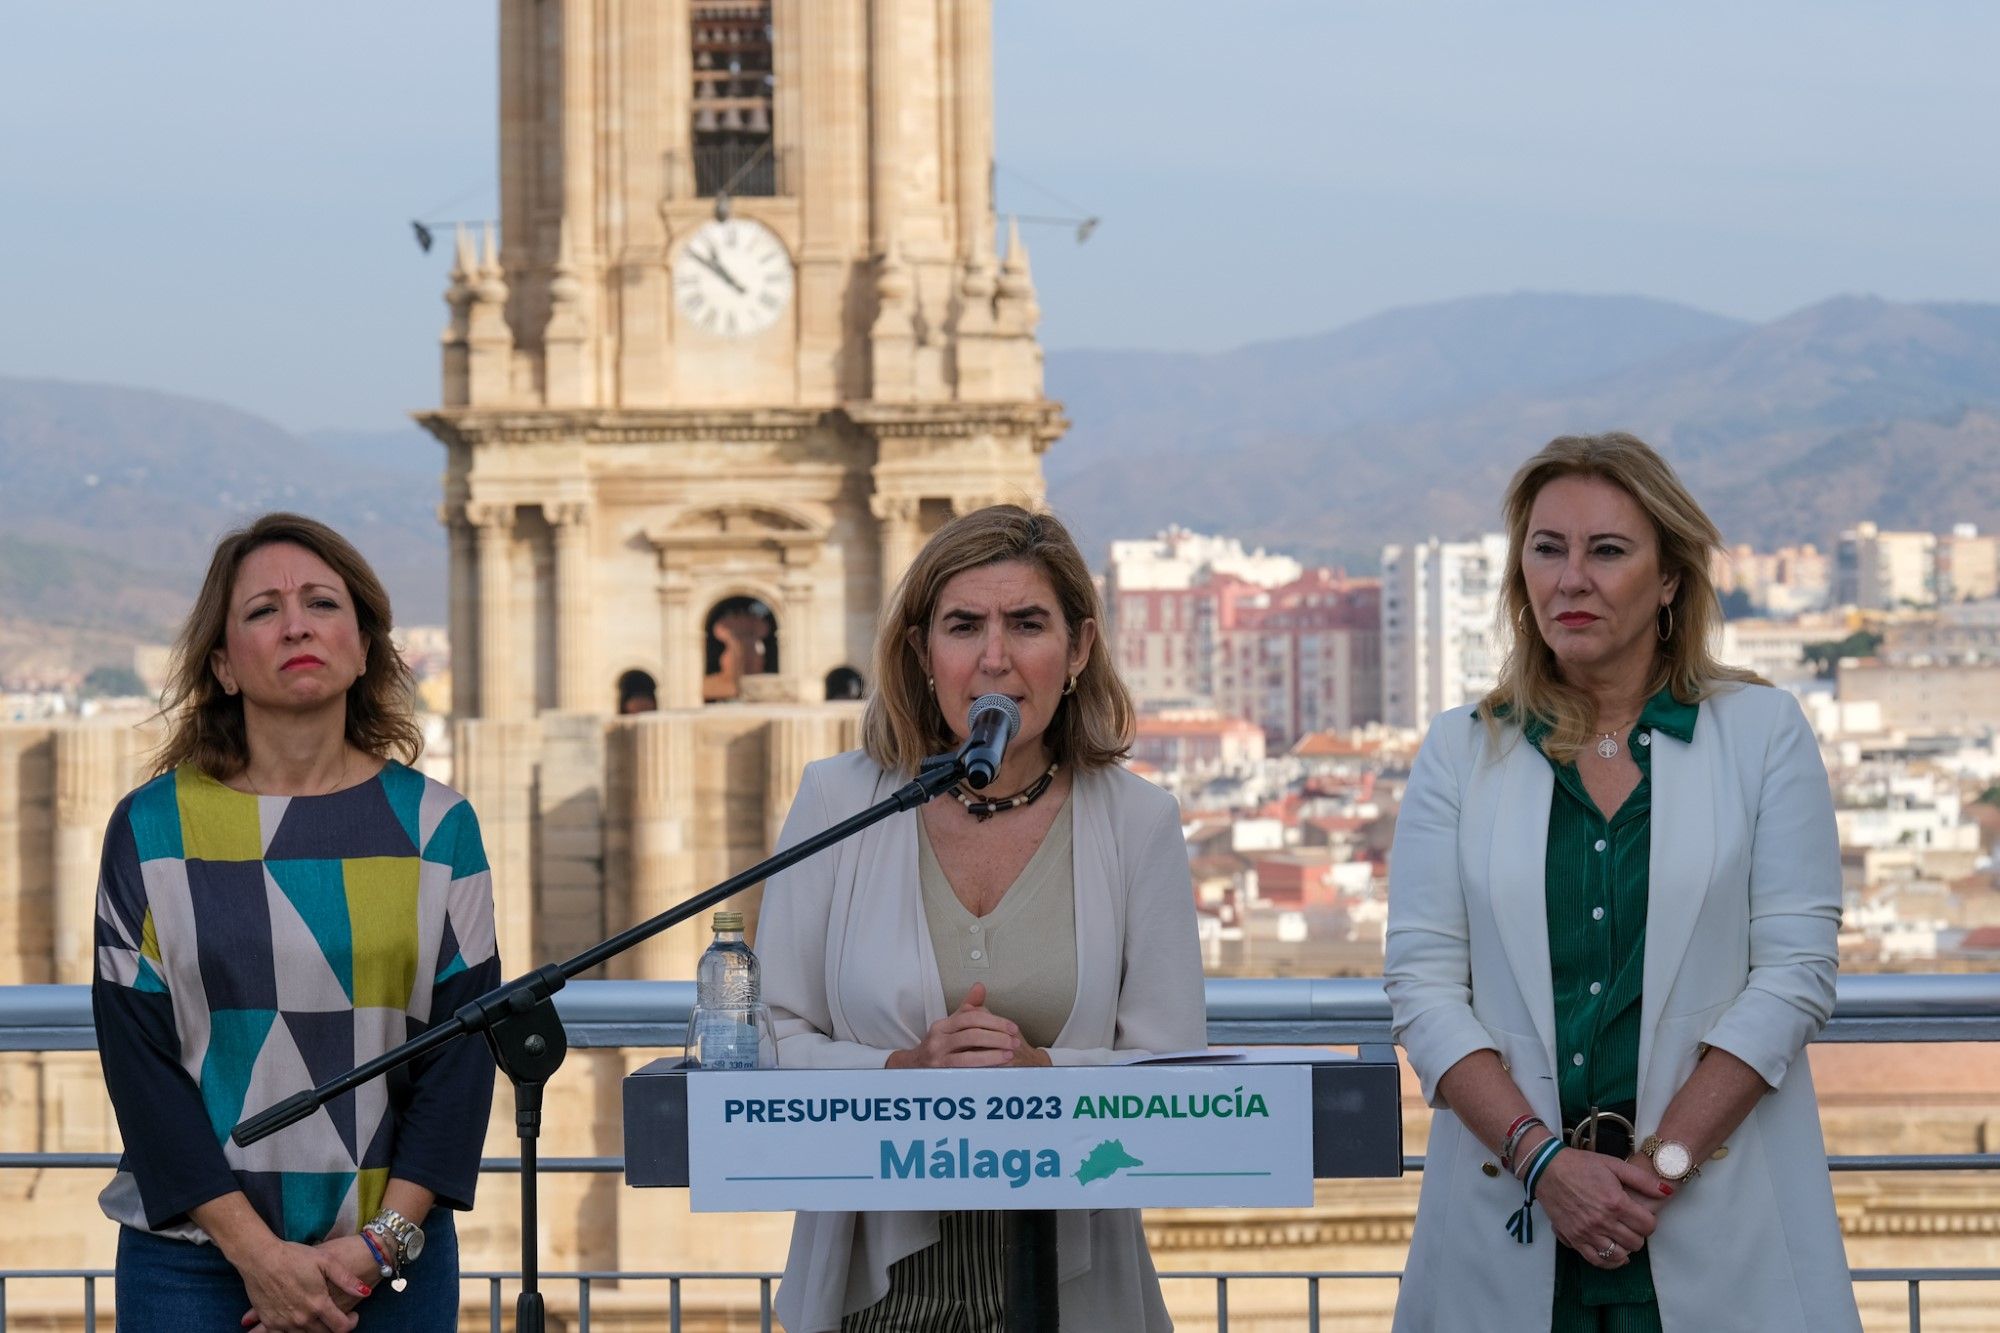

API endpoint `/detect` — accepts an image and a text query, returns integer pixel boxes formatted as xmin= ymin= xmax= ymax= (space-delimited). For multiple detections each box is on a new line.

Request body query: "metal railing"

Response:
xmin=3 ymin=974 xmax=1997 ymax=1332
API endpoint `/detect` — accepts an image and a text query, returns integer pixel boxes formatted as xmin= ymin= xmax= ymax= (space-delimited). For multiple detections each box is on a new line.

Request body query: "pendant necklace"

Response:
xmin=1592 ymin=718 xmax=1639 ymax=760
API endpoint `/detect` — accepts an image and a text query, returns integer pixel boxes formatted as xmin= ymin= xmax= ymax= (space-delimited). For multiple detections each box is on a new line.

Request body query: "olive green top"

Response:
xmin=916 ymin=794 xmax=1078 ymax=1051
xmin=1527 ymin=686 xmax=1698 ymax=1317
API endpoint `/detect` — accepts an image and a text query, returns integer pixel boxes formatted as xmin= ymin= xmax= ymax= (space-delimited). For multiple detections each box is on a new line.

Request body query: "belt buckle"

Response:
xmin=1567 ymin=1108 xmax=1636 ymax=1157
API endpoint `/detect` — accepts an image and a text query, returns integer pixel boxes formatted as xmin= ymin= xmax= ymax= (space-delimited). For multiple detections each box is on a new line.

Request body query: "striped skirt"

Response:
xmin=841 ymin=1211 xmax=1006 ymax=1332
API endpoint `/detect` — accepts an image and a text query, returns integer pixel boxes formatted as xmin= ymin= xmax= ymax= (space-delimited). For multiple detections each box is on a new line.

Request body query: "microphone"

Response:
xmin=959 ymin=693 xmax=1021 ymax=790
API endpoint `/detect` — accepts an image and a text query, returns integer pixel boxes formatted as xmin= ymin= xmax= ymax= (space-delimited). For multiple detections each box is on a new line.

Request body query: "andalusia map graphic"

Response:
xmin=1074 ymin=1139 xmax=1143 ymax=1185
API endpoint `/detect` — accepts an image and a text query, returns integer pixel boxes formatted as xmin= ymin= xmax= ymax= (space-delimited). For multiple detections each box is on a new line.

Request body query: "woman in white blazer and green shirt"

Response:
xmin=759 ymin=505 xmax=1206 ymax=1332
xmin=1385 ymin=434 xmax=1861 ymax=1333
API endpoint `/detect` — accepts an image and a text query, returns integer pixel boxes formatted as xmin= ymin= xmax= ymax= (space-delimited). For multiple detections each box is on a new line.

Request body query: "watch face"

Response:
xmin=673 ymin=218 xmax=793 ymax=339
xmin=1654 ymin=1140 xmax=1692 ymax=1179
xmin=403 ymin=1223 xmax=425 ymax=1261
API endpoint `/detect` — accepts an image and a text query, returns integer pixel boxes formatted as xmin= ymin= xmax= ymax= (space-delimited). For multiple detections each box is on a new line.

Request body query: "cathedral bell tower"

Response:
xmin=418 ymin=0 xmax=1063 ymax=720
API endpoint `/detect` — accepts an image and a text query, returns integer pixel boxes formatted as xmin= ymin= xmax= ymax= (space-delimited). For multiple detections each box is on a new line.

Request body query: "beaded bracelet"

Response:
xmin=359 ymin=1228 xmax=394 ymax=1281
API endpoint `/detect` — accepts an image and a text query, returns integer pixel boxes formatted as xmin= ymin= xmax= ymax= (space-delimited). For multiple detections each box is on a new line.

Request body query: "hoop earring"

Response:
xmin=927 ymin=676 xmax=935 ymax=692
xmin=1515 ymin=604 xmax=1531 ymax=636
xmin=1658 ymin=605 xmax=1674 ymax=642
xmin=1064 ymin=673 xmax=1076 ymax=696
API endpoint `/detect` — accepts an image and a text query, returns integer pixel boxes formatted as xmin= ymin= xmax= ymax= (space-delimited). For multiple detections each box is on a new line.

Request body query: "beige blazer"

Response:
xmin=1385 ymin=684 xmax=1861 ymax=1333
xmin=759 ymin=750 xmax=1207 ymax=1333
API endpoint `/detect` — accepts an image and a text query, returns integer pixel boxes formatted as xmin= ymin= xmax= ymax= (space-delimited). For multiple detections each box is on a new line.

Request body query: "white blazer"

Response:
xmin=1384 ymin=684 xmax=1861 ymax=1333
xmin=758 ymin=750 xmax=1208 ymax=1333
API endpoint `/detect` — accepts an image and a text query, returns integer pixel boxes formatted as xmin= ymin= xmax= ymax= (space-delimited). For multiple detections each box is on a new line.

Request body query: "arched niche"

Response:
xmin=824 ymin=665 xmax=864 ymax=701
xmin=703 ymin=596 xmax=779 ymax=703
xmin=616 ymin=668 xmax=659 ymax=714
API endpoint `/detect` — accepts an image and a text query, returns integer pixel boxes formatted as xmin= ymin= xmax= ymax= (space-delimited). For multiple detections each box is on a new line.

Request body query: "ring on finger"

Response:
xmin=1596 ymin=1244 xmax=1617 ymax=1261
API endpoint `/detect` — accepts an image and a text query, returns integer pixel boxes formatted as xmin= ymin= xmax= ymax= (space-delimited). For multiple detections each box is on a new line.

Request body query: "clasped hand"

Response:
xmin=1536 ymin=1148 xmax=1673 ymax=1269
xmin=896 ymin=983 xmax=1049 ymax=1068
xmin=237 ymin=1233 xmax=376 ymax=1333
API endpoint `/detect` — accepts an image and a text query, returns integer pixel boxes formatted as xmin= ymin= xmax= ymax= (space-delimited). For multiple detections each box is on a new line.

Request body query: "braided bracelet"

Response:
xmin=1504 ymin=1136 xmax=1565 ymax=1245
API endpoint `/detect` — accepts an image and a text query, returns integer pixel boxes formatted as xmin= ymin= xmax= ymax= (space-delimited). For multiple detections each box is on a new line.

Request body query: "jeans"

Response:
xmin=115 ymin=1211 xmax=458 ymax=1332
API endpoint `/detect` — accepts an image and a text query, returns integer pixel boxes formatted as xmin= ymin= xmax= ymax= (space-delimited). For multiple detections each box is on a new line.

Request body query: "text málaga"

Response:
xmin=882 ymin=1138 xmax=1062 ymax=1188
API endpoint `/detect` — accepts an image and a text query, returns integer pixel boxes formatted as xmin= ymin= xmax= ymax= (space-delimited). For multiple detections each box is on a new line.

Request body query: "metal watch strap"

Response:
xmin=368 ymin=1207 xmax=418 ymax=1266
xmin=1640 ymin=1134 xmax=1699 ymax=1181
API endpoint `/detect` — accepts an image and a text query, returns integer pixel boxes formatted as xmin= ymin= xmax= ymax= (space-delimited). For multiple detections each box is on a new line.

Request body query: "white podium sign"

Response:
xmin=684 ymin=1064 xmax=1313 ymax=1212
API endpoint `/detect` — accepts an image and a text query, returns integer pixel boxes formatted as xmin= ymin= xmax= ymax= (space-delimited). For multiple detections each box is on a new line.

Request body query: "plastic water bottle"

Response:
xmin=694 ymin=911 xmax=761 ymax=1069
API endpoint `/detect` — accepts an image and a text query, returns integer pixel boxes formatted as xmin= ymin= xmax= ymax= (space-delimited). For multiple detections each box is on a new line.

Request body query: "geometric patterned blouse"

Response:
xmin=92 ymin=761 xmax=500 ymax=1245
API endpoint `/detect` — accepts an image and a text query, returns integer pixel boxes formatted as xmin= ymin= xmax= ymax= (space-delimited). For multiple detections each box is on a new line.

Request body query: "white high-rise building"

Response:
xmin=1837 ymin=522 xmax=1936 ymax=610
xmin=1380 ymin=534 xmax=1510 ymax=728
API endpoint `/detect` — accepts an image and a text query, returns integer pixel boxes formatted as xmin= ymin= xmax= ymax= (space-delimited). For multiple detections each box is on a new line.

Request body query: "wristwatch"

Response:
xmin=1640 ymin=1135 xmax=1697 ymax=1182
xmin=366 ymin=1207 xmax=426 ymax=1266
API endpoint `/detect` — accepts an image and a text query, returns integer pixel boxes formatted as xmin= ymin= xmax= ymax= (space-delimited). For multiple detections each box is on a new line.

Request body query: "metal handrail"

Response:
xmin=5 ymin=976 xmax=1997 ymax=1333
xmin=5 ymin=1267 xmax=1997 ymax=1333
xmin=8 ymin=971 xmax=2000 ymax=1051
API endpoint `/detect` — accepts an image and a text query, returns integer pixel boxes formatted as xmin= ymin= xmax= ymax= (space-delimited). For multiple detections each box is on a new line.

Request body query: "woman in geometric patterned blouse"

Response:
xmin=93 ymin=513 xmax=500 ymax=1333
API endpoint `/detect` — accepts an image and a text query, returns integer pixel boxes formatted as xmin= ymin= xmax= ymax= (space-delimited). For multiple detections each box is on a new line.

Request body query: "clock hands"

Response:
xmin=692 ymin=246 xmax=747 ymax=295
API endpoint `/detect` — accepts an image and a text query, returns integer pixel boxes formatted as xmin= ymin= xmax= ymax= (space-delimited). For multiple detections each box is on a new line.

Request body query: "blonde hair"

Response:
xmin=863 ymin=505 xmax=1133 ymax=776
xmin=1480 ymin=433 xmax=1764 ymax=763
xmin=152 ymin=513 xmax=424 ymax=778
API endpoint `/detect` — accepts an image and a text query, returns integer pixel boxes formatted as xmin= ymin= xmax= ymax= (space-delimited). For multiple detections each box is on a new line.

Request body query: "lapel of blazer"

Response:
xmin=1639 ymin=721 xmax=1717 ymax=1086
xmin=1486 ymin=733 xmax=1558 ymax=1065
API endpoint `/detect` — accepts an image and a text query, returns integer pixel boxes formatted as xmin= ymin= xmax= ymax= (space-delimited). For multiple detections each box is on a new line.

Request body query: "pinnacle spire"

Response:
xmin=450 ymin=224 xmax=477 ymax=284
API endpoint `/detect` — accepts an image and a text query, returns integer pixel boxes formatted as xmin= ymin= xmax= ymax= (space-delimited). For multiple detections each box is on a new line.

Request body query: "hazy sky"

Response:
xmin=4 ymin=1 xmax=1998 ymax=432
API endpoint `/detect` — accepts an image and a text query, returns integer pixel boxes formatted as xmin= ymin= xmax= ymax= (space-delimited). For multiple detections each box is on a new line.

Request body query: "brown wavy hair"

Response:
xmin=1480 ymin=433 xmax=1764 ymax=764
xmin=151 ymin=513 xmax=424 ymax=778
xmin=863 ymin=504 xmax=1133 ymax=776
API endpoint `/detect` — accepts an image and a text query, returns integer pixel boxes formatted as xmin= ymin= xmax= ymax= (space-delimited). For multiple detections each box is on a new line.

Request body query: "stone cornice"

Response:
xmin=415 ymin=408 xmax=830 ymax=448
xmin=415 ymin=399 xmax=1068 ymax=449
xmin=841 ymin=398 xmax=1068 ymax=445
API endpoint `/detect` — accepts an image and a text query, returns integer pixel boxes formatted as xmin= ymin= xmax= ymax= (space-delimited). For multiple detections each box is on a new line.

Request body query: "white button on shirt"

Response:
xmin=969 ymin=950 xmax=982 ymax=960
xmin=1572 ymin=1053 xmax=1586 ymax=1067
xmin=1592 ymin=906 xmax=1605 ymax=921
xmin=1594 ymin=839 xmax=1607 ymax=852
xmin=1590 ymin=981 xmax=1603 ymax=995
xmin=1638 ymin=733 xmax=1651 ymax=747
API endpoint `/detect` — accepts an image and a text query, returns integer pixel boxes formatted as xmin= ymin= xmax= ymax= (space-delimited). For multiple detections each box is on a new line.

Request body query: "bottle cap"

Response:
xmin=713 ymin=911 xmax=746 ymax=933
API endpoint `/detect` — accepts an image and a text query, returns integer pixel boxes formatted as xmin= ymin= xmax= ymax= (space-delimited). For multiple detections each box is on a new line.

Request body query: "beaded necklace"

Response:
xmin=949 ymin=761 xmax=1060 ymax=821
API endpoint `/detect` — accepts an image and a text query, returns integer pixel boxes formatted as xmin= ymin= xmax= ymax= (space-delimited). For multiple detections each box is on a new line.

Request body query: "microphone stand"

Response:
xmin=232 ymin=751 xmax=972 ymax=1333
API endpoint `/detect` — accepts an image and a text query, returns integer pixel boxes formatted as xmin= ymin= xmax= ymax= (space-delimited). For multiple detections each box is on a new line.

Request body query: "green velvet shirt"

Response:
xmin=1526 ymin=686 xmax=1699 ymax=1321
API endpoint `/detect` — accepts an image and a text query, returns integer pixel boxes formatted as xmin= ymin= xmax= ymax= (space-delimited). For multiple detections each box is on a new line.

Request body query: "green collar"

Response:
xmin=1512 ymin=685 xmax=1698 ymax=747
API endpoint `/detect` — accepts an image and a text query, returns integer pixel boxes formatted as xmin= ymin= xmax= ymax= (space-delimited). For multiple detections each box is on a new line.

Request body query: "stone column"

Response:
xmin=444 ymin=505 xmax=478 ymax=717
xmin=548 ymin=501 xmax=597 ymax=713
xmin=867 ymin=0 xmax=903 ymax=259
xmin=777 ymin=566 xmax=818 ymax=704
xmin=871 ymin=493 xmax=924 ymax=598
xmin=450 ymin=716 xmax=538 ymax=972
xmin=656 ymin=559 xmax=700 ymax=710
xmin=0 ymin=728 xmax=55 ymax=985
xmin=470 ymin=502 xmax=519 ymax=720
xmin=53 ymin=725 xmax=129 ymax=984
xmin=624 ymin=714 xmax=697 ymax=981
xmin=952 ymin=0 xmax=994 ymax=251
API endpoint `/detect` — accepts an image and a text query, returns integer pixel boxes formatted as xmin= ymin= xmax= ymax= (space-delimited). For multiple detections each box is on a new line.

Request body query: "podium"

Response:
xmin=623 ymin=1046 xmax=1402 ymax=1330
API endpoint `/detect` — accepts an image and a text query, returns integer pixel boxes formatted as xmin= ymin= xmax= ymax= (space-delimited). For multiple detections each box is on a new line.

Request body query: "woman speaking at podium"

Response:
xmin=1384 ymin=436 xmax=1860 ymax=1332
xmin=759 ymin=505 xmax=1207 ymax=1332
xmin=92 ymin=514 xmax=499 ymax=1333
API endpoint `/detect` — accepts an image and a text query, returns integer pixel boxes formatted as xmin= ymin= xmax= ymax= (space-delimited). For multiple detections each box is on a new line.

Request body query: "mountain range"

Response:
xmin=1047 ymin=292 xmax=2000 ymax=569
xmin=6 ymin=291 xmax=2000 ymax=678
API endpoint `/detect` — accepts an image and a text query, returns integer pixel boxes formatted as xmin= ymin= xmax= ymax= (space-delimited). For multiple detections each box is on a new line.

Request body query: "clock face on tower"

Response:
xmin=672 ymin=218 xmax=794 ymax=339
